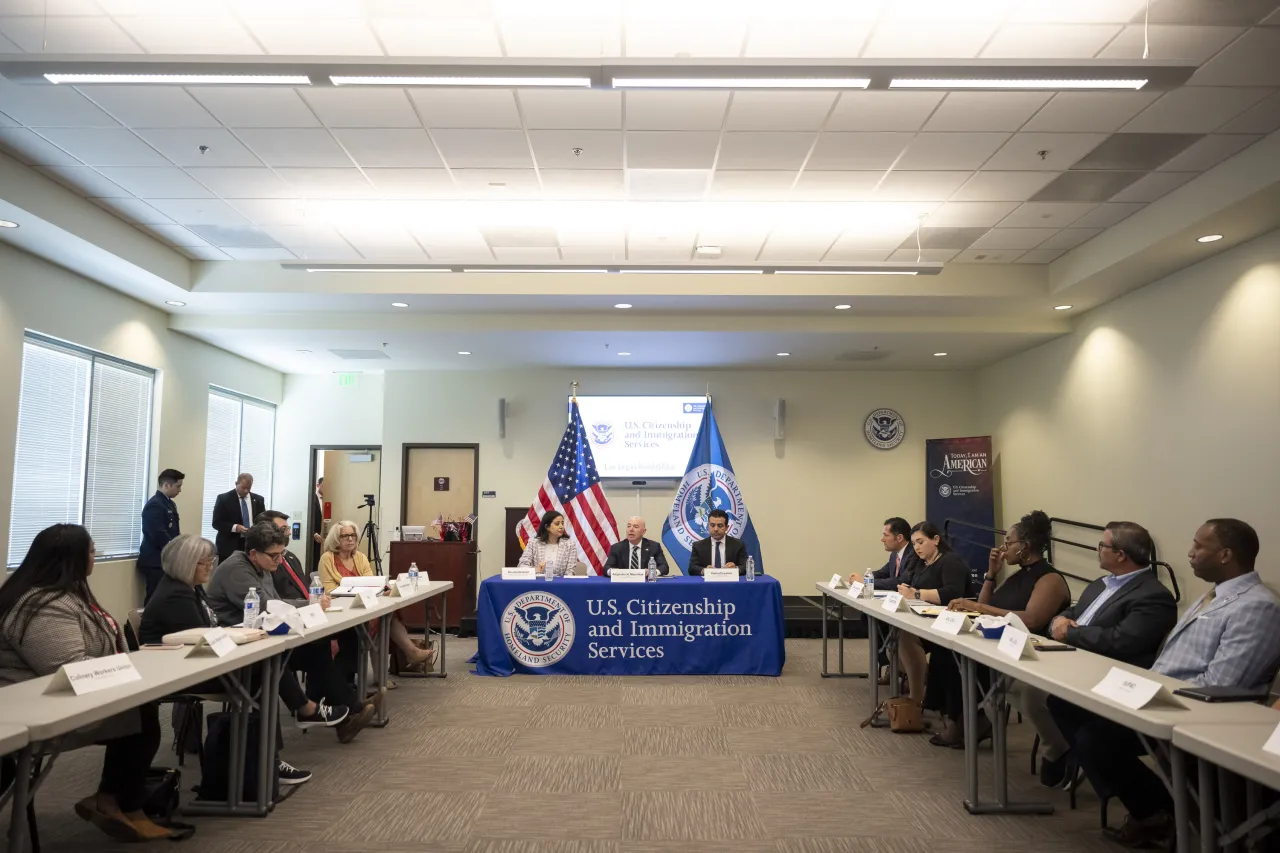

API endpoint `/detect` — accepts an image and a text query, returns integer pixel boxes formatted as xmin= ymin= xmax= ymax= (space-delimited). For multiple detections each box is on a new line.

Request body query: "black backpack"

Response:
xmin=196 ymin=712 xmax=279 ymax=804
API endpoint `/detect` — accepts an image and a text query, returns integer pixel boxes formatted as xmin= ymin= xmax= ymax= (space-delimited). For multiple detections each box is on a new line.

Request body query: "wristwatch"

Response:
xmin=913 ymin=589 xmax=921 ymax=600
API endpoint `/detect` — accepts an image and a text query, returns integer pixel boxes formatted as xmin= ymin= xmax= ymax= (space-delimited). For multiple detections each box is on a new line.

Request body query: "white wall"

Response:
xmin=979 ymin=230 xmax=1280 ymax=602
xmin=0 ymin=244 xmax=282 ymax=618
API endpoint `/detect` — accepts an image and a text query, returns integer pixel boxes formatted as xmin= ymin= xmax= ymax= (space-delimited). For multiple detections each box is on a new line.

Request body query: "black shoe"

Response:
xmin=1039 ymin=752 xmax=1070 ymax=788
xmin=336 ymin=701 xmax=375 ymax=744
xmin=295 ymin=699 xmax=349 ymax=729
xmin=277 ymin=759 xmax=312 ymax=786
xmin=1102 ymin=812 xmax=1174 ymax=848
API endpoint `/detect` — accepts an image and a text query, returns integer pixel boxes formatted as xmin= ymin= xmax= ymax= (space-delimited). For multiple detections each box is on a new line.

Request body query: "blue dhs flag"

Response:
xmin=662 ymin=398 xmax=764 ymax=575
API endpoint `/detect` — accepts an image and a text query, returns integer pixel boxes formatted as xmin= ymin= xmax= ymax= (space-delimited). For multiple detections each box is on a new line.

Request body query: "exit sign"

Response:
xmin=337 ymin=373 xmax=358 ymax=387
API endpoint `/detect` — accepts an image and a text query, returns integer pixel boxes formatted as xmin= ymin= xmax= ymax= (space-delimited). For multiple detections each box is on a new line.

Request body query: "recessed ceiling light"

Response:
xmin=46 ymin=73 xmax=310 ymax=85
xmin=457 ymin=351 xmax=472 ymax=356
xmin=934 ymin=352 xmax=948 ymax=357
xmin=165 ymin=300 xmax=186 ymax=307
xmin=695 ymin=245 xmax=722 ymax=257
xmin=776 ymin=352 xmax=790 ymax=357
xmin=1197 ymin=234 xmax=1223 ymax=243
xmin=617 ymin=351 xmax=631 ymax=356
xmin=612 ymin=77 xmax=870 ymax=89
xmin=1054 ymin=305 xmax=1073 ymax=311
xmin=391 ymin=302 xmax=409 ymax=308
xmin=835 ymin=304 xmax=852 ymax=310
xmin=331 ymin=75 xmax=590 ymax=87
xmin=297 ymin=349 xmax=311 ymax=354
xmin=890 ymin=78 xmax=1147 ymax=90
xmin=614 ymin=303 xmax=632 ymax=309
xmin=0 ymin=219 xmax=18 ymax=228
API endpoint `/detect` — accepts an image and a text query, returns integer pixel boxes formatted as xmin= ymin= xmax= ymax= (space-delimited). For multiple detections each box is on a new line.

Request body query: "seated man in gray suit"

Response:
xmin=603 ymin=516 xmax=669 ymax=576
xmin=688 ymin=509 xmax=749 ymax=576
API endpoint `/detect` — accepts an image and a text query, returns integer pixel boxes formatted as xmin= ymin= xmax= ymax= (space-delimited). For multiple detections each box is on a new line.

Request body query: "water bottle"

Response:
xmin=244 ymin=586 xmax=260 ymax=628
xmin=862 ymin=570 xmax=875 ymax=599
xmin=647 ymin=555 xmax=658 ymax=582
xmin=408 ymin=561 xmax=420 ymax=591
xmin=308 ymin=573 xmax=323 ymax=606
xmin=746 ymin=555 xmax=756 ymax=582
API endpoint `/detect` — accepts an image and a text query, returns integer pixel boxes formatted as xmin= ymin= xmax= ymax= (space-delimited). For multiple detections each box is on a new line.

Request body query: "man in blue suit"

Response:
xmin=858 ymin=517 xmax=921 ymax=590
xmin=139 ymin=468 xmax=183 ymax=602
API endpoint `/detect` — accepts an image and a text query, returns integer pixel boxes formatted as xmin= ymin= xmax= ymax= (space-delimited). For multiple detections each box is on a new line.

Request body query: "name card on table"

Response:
xmin=828 ymin=574 xmax=847 ymax=589
xmin=881 ymin=592 xmax=909 ymax=612
xmin=611 ymin=568 xmax=646 ymax=583
xmin=1263 ymin=723 xmax=1280 ymax=759
xmin=1091 ymin=666 xmax=1182 ymax=710
xmin=187 ymin=627 xmax=237 ymax=658
xmin=44 ymin=653 xmax=142 ymax=695
xmin=996 ymin=626 xmax=1039 ymax=661
xmin=297 ymin=603 xmax=329 ymax=629
xmin=388 ymin=576 xmax=419 ymax=597
xmin=931 ymin=611 xmax=973 ymax=635
xmin=847 ymin=581 xmax=865 ymax=598
xmin=348 ymin=588 xmax=381 ymax=610
xmin=703 ymin=567 xmax=739 ymax=582
xmin=502 ymin=566 xmax=536 ymax=580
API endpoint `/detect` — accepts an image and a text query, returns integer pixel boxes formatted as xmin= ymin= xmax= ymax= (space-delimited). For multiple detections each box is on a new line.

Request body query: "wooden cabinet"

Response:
xmin=389 ymin=540 xmax=477 ymax=631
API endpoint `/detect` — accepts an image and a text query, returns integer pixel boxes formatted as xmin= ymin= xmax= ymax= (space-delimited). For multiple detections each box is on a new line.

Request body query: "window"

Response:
xmin=8 ymin=334 xmax=155 ymax=567
xmin=201 ymin=388 xmax=275 ymax=541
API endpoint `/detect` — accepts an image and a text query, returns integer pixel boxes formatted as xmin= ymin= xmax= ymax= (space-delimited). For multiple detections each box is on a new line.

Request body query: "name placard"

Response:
xmin=188 ymin=627 xmax=236 ymax=658
xmin=611 ymin=568 xmax=646 ymax=583
xmin=44 ymin=653 xmax=142 ymax=695
xmin=847 ymin=580 xmax=865 ymax=598
xmin=932 ymin=611 xmax=973 ymax=635
xmin=1091 ymin=666 xmax=1180 ymax=710
xmin=349 ymin=588 xmax=381 ymax=610
xmin=828 ymin=573 xmax=846 ymax=589
xmin=1263 ymin=723 xmax=1280 ymax=759
xmin=388 ymin=576 xmax=417 ymax=598
xmin=881 ymin=592 xmax=908 ymax=612
xmin=502 ymin=566 xmax=536 ymax=580
xmin=703 ymin=567 xmax=739 ymax=583
xmin=997 ymin=626 xmax=1039 ymax=661
xmin=297 ymin=603 xmax=328 ymax=629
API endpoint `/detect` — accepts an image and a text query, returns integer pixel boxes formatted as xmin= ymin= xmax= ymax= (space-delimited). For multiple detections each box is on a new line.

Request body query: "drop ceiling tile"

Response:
xmin=998 ymin=201 xmax=1098 ymax=228
xmin=35 ymin=165 xmax=130 ymax=197
xmin=1022 ymin=91 xmax=1163 ymax=133
xmin=951 ymin=170 xmax=1058 ymax=201
xmin=300 ymin=89 xmax=420 ymax=128
xmin=807 ymin=132 xmax=914 ymax=170
xmin=1109 ymin=171 xmax=1197 ymax=203
xmin=984 ymin=132 xmax=1110 ymax=170
xmin=1123 ymin=88 xmax=1273 ymax=133
xmin=0 ymin=78 xmax=117 ymax=126
xmin=432 ymin=129 xmax=533 ymax=168
xmin=274 ymin=168 xmax=377 ymax=198
xmin=0 ymin=112 xmax=14 ymax=128
xmin=1217 ymin=91 xmax=1280 ymax=133
xmin=625 ymin=132 xmax=719 ymax=169
xmin=363 ymin=168 xmax=455 ymax=198
xmin=408 ymin=89 xmax=520 ymax=129
xmin=895 ymin=132 xmax=1009 ymax=170
xmin=491 ymin=247 xmax=562 ymax=263
xmin=498 ymin=15 xmax=622 ymax=58
xmin=967 ymin=227 xmax=1056 ymax=250
xmin=0 ymin=128 xmax=80 ymax=166
xmin=409 ymin=223 xmax=490 ymax=254
xmin=1073 ymin=132 xmax=1201 ymax=170
xmin=136 ymin=222 xmax=209 ymax=247
xmin=1009 ymin=0 xmax=1145 ymax=24
xmin=240 ymin=16 xmax=383 ymax=54
xmin=1015 ymin=247 xmax=1067 ymax=263
xmin=145 ymin=198 xmax=253 ymax=226
xmin=926 ymin=201 xmax=1020 ymax=227
xmin=709 ymin=170 xmax=796 ymax=200
xmin=2 ymin=0 xmax=101 ymax=14
xmin=825 ymin=92 xmax=945 ymax=132
xmin=236 ymin=129 xmax=352 ymax=168
xmin=371 ymin=17 xmax=503 ymax=56
xmin=953 ymin=248 xmax=1025 ymax=263
xmin=822 ymin=246 xmax=893 ymax=263
xmin=1070 ymin=201 xmax=1145 ymax=228
xmin=828 ymin=230 xmax=915 ymax=251
xmin=623 ymin=91 xmax=729 ymax=131
xmin=1143 ymin=0 xmax=1278 ymax=26
xmin=185 ymin=167 xmax=295 ymax=198
xmin=887 ymin=248 xmax=958 ymax=263
xmin=450 ymin=168 xmax=541 ymax=197
xmin=743 ymin=18 xmax=872 ymax=58
xmin=627 ymin=216 xmax=699 ymax=246
xmin=88 ymin=196 xmax=174 ymax=224
xmin=1158 ymin=134 xmax=1262 ymax=172
xmin=624 ymin=20 xmax=745 ymax=57
xmin=480 ymin=225 xmax=559 ymax=248
xmin=556 ymin=222 xmax=626 ymax=249
xmin=875 ymin=170 xmax=971 ymax=200
xmin=716 ymin=132 xmax=816 ymax=170
xmin=1098 ymin=24 xmax=1244 ymax=61
xmin=188 ymin=224 xmax=282 ymax=248
xmin=1036 ymin=228 xmax=1102 ymax=251
xmin=540 ymin=169 xmax=625 ymax=199
xmin=225 ymin=198 xmax=309 ymax=226
xmin=757 ymin=243 xmax=830 ymax=263
xmin=189 ymin=88 xmax=320 ymax=128
xmin=337 ymin=225 xmax=426 ymax=258
xmin=221 ymin=248 xmax=297 ymax=260
xmin=0 ymin=15 xmax=140 ymax=52
xmin=862 ymin=20 xmax=999 ymax=58
xmin=792 ymin=170 xmax=882 ymax=200
xmin=331 ymin=128 xmax=443 ymax=168
xmin=900 ymin=226 xmax=987 ymax=250
xmin=626 ymin=168 xmax=709 ymax=200
xmin=1030 ymin=170 xmax=1145 ymax=202
xmin=518 ymin=90 xmax=622 ymax=129
xmin=528 ymin=130 xmax=622 ymax=168
xmin=627 ymin=244 xmax=697 ymax=262
xmin=36 ymin=128 xmax=168 ymax=166
xmin=1190 ymin=28 xmax=1280 ymax=85
xmin=78 ymin=87 xmax=219 ymax=128
xmin=980 ymin=23 xmax=1119 ymax=57
xmin=112 ymin=14 xmax=263 ymax=54
xmin=176 ymin=246 xmax=232 ymax=261
xmin=724 ymin=92 xmax=837 ymax=132
xmin=134 ymin=128 xmax=262 ymax=167
xmin=765 ymin=222 xmax=843 ymax=249
xmin=924 ymin=93 xmax=1051 ymax=131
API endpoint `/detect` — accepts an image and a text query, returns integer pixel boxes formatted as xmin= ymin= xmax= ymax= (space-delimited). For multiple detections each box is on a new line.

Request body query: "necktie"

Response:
xmin=630 ymin=545 xmax=639 ymax=570
xmin=714 ymin=540 xmax=722 ymax=568
xmin=1188 ymin=589 xmax=1216 ymax=621
xmin=240 ymin=496 xmax=250 ymax=528
xmin=893 ymin=552 xmax=901 ymax=577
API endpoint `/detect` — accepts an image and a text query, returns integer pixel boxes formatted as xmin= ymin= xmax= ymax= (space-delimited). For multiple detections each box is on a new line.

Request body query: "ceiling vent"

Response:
xmin=328 ymin=349 xmax=390 ymax=360
xmin=835 ymin=349 xmax=891 ymax=362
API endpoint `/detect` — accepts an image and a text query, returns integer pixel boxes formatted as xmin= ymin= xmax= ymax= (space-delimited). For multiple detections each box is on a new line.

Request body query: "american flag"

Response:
xmin=516 ymin=399 xmax=619 ymax=575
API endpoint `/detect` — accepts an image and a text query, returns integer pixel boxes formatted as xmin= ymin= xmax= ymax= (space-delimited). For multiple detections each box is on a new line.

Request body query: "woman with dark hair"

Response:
xmin=517 ymin=511 xmax=579 ymax=577
xmin=895 ymin=521 xmax=971 ymax=707
xmin=0 ymin=525 xmax=170 ymax=842
xmin=924 ymin=510 xmax=1072 ymax=747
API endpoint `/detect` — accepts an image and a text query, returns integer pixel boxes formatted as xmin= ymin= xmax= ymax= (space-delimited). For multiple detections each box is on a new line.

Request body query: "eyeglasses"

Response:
xmin=264 ymin=550 xmax=286 ymax=561
xmin=339 ymin=533 xmax=357 ymax=540
xmin=1097 ymin=542 xmax=1123 ymax=553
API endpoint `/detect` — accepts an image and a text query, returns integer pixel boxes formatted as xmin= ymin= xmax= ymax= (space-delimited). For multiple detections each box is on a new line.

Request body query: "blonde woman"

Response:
xmin=319 ymin=521 xmax=436 ymax=672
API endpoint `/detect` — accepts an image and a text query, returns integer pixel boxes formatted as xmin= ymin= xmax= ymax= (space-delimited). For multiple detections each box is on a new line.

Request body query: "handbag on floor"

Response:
xmin=860 ymin=697 xmax=924 ymax=733
xmin=142 ymin=767 xmax=196 ymax=840
xmin=196 ymin=712 xmax=279 ymax=804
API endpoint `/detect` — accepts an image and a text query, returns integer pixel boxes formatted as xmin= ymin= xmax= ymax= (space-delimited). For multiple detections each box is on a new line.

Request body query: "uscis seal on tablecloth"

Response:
xmin=502 ymin=591 xmax=576 ymax=667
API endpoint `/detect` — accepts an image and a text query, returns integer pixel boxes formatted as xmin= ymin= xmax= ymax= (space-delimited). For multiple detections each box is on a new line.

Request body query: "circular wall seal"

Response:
xmin=864 ymin=408 xmax=906 ymax=450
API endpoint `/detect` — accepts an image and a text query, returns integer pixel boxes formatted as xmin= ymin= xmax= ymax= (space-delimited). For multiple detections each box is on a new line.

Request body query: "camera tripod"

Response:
xmin=357 ymin=497 xmax=383 ymax=575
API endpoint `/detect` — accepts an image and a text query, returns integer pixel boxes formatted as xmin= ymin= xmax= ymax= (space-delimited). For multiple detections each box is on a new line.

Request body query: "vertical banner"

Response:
xmin=925 ymin=436 xmax=995 ymax=593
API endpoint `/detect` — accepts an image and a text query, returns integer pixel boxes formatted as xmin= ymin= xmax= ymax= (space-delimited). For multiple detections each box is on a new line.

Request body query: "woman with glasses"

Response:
xmin=319 ymin=521 xmax=437 ymax=672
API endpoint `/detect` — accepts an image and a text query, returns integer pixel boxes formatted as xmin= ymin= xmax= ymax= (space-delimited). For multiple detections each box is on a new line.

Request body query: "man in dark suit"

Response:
xmin=603 ymin=516 xmax=669 ymax=577
xmin=688 ymin=509 xmax=749 ymax=576
xmin=310 ymin=477 xmax=326 ymax=573
xmin=138 ymin=468 xmax=184 ymax=602
xmin=211 ymin=473 xmax=265 ymax=563
xmin=859 ymin=516 xmax=921 ymax=590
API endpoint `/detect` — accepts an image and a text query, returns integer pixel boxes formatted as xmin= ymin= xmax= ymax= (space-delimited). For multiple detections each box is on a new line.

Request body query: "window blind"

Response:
xmin=201 ymin=389 xmax=275 ymax=540
xmin=84 ymin=361 xmax=154 ymax=559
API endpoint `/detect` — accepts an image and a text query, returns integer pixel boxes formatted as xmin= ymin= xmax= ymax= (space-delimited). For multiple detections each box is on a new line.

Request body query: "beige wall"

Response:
xmin=979 ymin=229 xmax=1280 ymax=606
xmin=322 ymin=448 xmax=381 ymax=541
xmin=0 ymin=244 xmax=282 ymax=619
xmin=376 ymin=369 xmax=982 ymax=594
xmin=405 ymin=446 xmax=477 ymax=529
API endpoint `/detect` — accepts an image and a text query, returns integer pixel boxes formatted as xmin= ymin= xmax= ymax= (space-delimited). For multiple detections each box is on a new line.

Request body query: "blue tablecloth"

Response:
xmin=473 ymin=575 xmax=785 ymax=677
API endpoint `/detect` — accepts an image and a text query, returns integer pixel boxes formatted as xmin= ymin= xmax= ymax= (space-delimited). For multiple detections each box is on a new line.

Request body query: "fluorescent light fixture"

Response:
xmin=1197 ymin=234 xmax=1223 ymax=243
xmin=934 ymin=352 xmax=948 ymax=357
xmin=297 ymin=349 xmax=312 ymax=354
xmin=617 ymin=351 xmax=631 ymax=356
xmin=890 ymin=78 xmax=1146 ymax=90
xmin=165 ymin=300 xmax=186 ymax=307
xmin=614 ymin=303 xmax=632 ymax=309
xmin=613 ymin=77 xmax=869 ymax=89
xmin=390 ymin=302 xmax=409 ymax=308
xmin=462 ymin=268 xmax=609 ymax=273
xmin=835 ymin=304 xmax=852 ymax=310
xmin=777 ymin=269 xmax=918 ymax=275
xmin=0 ymin=219 xmax=17 ymax=228
xmin=776 ymin=352 xmax=791 ymax=357
xmin=1054 ymin=305 xmax=1073 ymax=311
xmin=619 ymin=268 xmax=764 ymax=274
xmin=332 ymin=75 xmax=590 ymax=87
xmin=304 ymin=267 xmax=451 ymax=272
xmin=457 ymin=351 xmax=472 ymax=355
xmin=46 ymin=73 xmax=310 ymax=85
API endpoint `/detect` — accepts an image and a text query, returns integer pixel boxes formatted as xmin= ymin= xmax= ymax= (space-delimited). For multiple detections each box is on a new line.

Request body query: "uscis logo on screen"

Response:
xmin=668 ymin=464 xmax=748 ymax=550
xmin=502 ymin=592 xmax=576 ymax=667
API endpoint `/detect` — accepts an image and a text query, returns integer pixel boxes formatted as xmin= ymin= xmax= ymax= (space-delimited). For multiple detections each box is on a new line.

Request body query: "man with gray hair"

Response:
xmin=602 ymin=516 xmax=669 ymax=577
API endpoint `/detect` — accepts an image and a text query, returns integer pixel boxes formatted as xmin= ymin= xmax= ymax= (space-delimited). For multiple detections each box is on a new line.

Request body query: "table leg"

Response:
xmin=437 ymin=594 xmax=448 ymax=678
xmin=820 ymin=592 xmax=829 ymax=676
xmin=372 ymin=614 xmax=392 ymax=727
xmin=5 ymin=745 xmax=32 ymax=853
xmin=1196 ymin=757 xmax=1217 ymax=853
xmin=962 ymin=656 xmax=980 ymax=812
xmin=868 ymin=616 xmax=879 ymax=710
xmin=1172 ymin=745 xmax=1192 ymax=853
xmin=228 ymin=668 xmax=247 ymax=813
xmin=1217 ymin=767 xmax=1240 ymax=853
xmin=1244 ymin=781 xmax=1260 ymax=852
xmin=254 ymin=655 xmax=277 ymax=816
xmin=961 ymin=664 xmax=1051 ymax=816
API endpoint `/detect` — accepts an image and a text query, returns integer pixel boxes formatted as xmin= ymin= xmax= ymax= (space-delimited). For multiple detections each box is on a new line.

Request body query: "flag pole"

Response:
xmin=569 ymin=380 xmax=578 ymax=424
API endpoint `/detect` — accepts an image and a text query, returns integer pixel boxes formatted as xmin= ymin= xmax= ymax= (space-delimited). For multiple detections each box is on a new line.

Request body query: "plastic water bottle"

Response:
xmin=647 ymin=555 xmax=658 ymax=582
xmin=862 ymin=569 xmax=876 ymax=599
xmin=745 ymin=555 xmax=756 ymax=582
xmin=408 ymin=561 xmax=420 ymax=591
xmin=244 ymin=586 xmax=260 ymax=628
xmin=308 ymin=574 xmax=323 ymax=606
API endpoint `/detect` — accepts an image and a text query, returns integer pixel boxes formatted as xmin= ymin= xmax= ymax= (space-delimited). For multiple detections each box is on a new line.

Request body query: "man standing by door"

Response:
xmin=211 ymin=473 xmax=265 ymax=563
xmin=311 ymin=476 xmax=326 ymax=572
xmin=139 ymin=468 xmax=184 ymax=602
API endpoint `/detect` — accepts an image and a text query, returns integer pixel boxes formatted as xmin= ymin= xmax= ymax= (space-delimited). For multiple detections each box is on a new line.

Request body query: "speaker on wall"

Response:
xmin=774 ymin=398 xmax=786 ymax=440
xmin=498 ymin=398 xmax=508 ymax=439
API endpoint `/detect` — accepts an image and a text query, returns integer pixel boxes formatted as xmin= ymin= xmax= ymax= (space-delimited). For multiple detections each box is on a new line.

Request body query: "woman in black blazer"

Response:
xmin=138 ymin=535 xmax=217 ymax=645
xmin=896 ymin=521 xmax=971 ymax=707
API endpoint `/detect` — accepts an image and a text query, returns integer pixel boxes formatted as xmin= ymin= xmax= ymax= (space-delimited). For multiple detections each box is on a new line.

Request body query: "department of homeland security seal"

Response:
xmin=668 ymin=464 xmax=749 ymax=550
xmin=589 ymin=422 xmax=614 ymax=445
xmin=864 ymin=408 xmax=905 ymax=450
xmin=501 ymin=591 xmax=575 ymax=667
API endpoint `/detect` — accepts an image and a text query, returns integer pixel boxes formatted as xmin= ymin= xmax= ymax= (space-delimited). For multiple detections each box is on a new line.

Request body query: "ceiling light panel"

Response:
xmin=45 ymin=74 xmax=311 ymax=85
xmin=890 ymin=78 xmax=1148 ymax=90
xmin=331 ymin=75 xmax=592 ymax=87
xmin=612 ymin=77 xmax=870 ymax=89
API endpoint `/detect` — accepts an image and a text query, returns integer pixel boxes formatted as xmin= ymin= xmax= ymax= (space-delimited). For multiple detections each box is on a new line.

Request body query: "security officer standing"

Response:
xmin=139 ymin=468 xmax=184 ymax=602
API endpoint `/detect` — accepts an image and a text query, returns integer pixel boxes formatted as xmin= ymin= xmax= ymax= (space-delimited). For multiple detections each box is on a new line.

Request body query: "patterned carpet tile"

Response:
xmin=728 ymin=726 xmax=855 ymax=754
xmin=621 ymin=703 xmax=717 ymax=726
xmin=537 ymin=703 xmax=625 ymax=728
xmin=534 ymin=684 xmax=626 ymax=705
xmin=509 ymin=726 xmax=626 ymax=754
xmin=753 ymin=791 xmax=923 ymax=839
xmin=496 ymin=755 xmax=623 ymax=793
xmin=319 ymin=790 xmax=484 ymax=843
xmin=620 ymin=683 xmax=713 ymax=705
xmin=424 ymin=705 xmax=538 ymax=727
xmin=621 ymin=791 xmax=771 ymax=841
xmin=369 ymin=755 xmax=506 ymax=791
xmin=623 ymin=725 xmax=732 ymax=756
xmin=739 ymin=753 xmax=874 ymax=792
xmin=473 ymin=793 xmax=622 ymax=840
xmin=620 ymin=756 xmax=750 ymax=791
